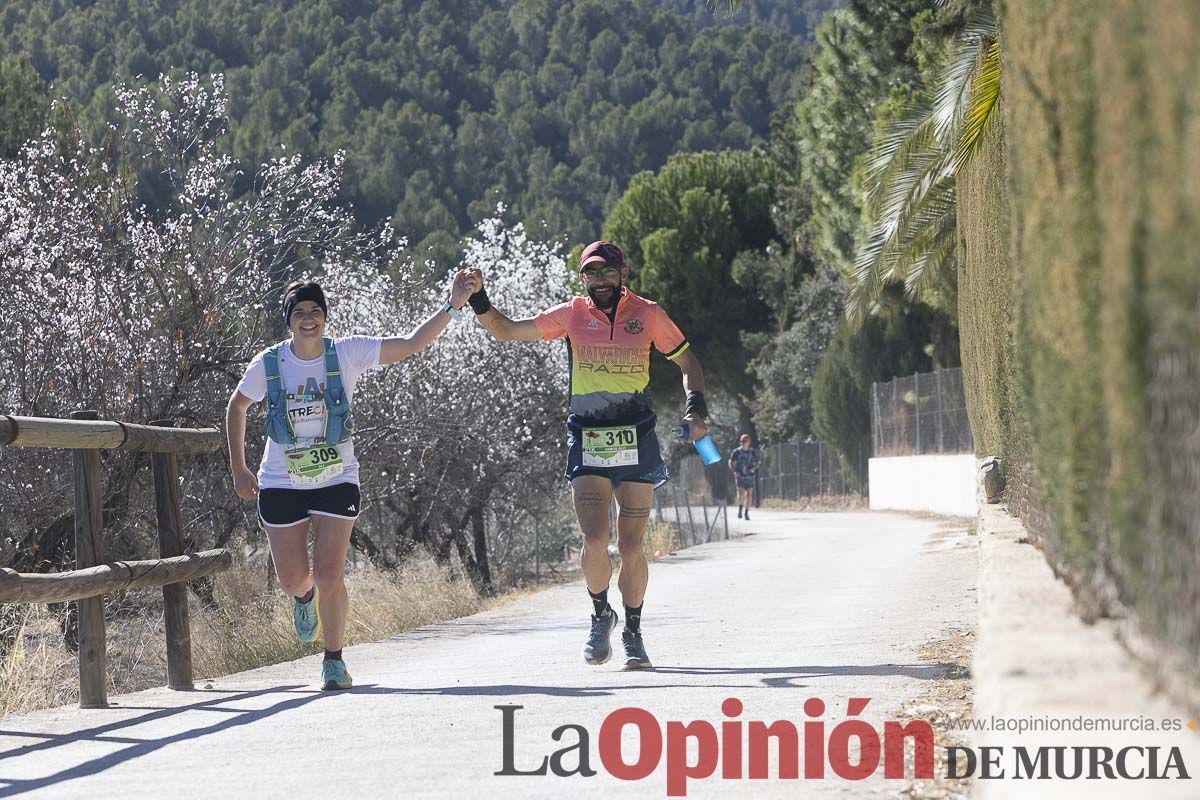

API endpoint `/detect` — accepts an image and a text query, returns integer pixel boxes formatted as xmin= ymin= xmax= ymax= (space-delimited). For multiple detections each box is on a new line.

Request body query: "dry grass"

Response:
xmin=761 ymin=494 xmax=868 ymax=512
xmin=641 ymin=521 xmax=677 ymax=560
xmin=892 ymin=627 xmax=975 ymax=799
xmin=0 ymin=553 xmax=486 ymax=717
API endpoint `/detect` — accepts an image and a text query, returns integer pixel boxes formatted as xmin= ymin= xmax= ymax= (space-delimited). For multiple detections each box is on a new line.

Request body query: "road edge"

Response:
xmin=972 ymin=503 xmax=1199 ymax=798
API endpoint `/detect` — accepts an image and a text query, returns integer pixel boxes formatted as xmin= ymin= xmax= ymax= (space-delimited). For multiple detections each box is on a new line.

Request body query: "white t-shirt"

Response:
xmin=236 ymin=336 xmax=383 ymax=489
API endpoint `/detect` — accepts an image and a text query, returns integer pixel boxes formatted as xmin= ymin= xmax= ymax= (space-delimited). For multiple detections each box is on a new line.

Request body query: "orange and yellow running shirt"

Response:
xmin=534 ymin=287 xmax=689 ymax=423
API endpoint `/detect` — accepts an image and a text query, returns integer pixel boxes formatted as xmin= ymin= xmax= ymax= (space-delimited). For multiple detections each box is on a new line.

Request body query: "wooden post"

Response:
xmin=151 ymin=420 xmax=194 ymax=690
xmin=70 ymin=410 xmax=107 ymax=709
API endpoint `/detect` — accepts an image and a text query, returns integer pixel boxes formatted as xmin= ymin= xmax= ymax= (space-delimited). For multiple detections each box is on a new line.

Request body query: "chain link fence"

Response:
xmin=754 ymin=440 xmax=866 ymax=502
xmin=650 ymin=456 xmax=729 ymax=546
xmin=872 ymin=366 xmax=974 ymax=456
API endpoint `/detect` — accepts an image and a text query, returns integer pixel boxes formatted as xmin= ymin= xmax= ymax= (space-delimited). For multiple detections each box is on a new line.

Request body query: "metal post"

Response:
xmin=777 ymin=442 xmax=783 ymax=500
xmin=795 ymin=443 xmax=802 ymax=499
xmin=817 ymin=442 xmax=823 ymax=496
xmin=914 ymin=371 xmax=921 ymax=455
xmin=150 ymin=420 xmax=194 ymax=691
xmin=936 ymin=367 xmax=944 ymax=453
xmin=71 ymin=410 xmax=107 ymax=708
xmin=892 ymin=378 xmax=899 ymax=454
xmin=683 ymin=486 xmax=697 ymax=546
xmin=535 ymin=515 xmax=541 ymax=584
xmin=872 ymin=383 xmax=880 ymax=456
xmin=860 ymin=441 xmax=865 ymax=496
xmin=672 ymin=482 xmax=681 ymax=532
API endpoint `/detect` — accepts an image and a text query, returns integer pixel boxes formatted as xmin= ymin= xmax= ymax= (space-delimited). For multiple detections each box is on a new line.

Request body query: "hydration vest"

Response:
xmin=263 ymin=337 xmax=353 ymax=445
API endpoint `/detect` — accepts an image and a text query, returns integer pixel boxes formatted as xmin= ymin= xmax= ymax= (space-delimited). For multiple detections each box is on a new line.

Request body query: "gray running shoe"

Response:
xmin=583 ymin=607 xmax=618 ymax=665
xmin=621 ymin=629 xmax=653 ymax=670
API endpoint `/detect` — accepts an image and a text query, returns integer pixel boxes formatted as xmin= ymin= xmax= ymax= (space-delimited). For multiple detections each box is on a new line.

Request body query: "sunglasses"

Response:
xmin=579 ymin=265 xmax=621 ymax=282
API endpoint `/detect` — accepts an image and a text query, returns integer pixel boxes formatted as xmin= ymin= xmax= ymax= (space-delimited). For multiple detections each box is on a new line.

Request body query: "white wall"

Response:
xmin=868 ymin=454 xmax=977 ymax=517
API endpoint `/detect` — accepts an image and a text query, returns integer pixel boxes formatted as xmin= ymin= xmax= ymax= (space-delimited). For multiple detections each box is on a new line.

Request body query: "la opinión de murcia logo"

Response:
xmin=947 ymin=745 xmax=1190 ymax=781
xmin=494 ymin=698 xmax=1193 ymax=796
xmin=496 ymin=697 xmax=935 ymax=796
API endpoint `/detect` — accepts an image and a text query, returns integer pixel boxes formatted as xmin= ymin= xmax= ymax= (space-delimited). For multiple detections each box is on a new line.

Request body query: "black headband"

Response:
xmin=283 ymin=283 xmax=328 ymax=324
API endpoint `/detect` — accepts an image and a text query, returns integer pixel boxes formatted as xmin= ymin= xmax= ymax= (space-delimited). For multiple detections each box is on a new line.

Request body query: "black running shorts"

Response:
xmin=257 ymin=482 xmax=361 ymax=528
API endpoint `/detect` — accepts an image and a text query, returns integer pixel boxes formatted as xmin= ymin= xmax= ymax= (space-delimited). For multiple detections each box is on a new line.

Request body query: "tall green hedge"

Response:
xmin=969 ymin=0 xmax=1200 ymax=676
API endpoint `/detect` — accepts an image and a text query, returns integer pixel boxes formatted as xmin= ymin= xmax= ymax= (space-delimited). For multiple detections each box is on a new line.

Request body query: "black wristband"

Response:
xmin=684 ymin=390 xmax=708 ymax=420
xmin=467 ymin=286 xmax=492 ymax=315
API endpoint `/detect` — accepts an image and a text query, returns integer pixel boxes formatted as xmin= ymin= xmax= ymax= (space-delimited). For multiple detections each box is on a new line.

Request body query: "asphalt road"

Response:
xmin=0 ymin=510 xmax=978 ymax=799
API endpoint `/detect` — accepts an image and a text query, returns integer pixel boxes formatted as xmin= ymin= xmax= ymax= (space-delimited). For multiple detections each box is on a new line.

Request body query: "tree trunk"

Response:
xmin=470 ymin=507 xmax=494 ymax=596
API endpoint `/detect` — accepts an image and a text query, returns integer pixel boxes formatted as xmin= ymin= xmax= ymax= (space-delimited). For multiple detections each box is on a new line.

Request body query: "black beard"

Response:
xmin=588 ymin=282 xmax=621 ymax=310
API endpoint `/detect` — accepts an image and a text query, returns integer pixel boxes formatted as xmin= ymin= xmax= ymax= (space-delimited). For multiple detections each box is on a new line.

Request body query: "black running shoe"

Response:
xmin=621 ymin=629 xmax=652 ymax=669
xmin=583 ymin=607 xmax=618 ymax=665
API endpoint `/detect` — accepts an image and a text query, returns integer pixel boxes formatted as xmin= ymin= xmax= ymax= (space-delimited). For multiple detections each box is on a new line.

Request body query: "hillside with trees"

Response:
xmin=0 ymin=0 xmax=827 ymax=268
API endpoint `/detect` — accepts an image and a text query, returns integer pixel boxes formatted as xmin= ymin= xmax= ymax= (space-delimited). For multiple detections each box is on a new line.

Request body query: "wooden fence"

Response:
xmin=0 ymin=412 xmax=231 ymax=708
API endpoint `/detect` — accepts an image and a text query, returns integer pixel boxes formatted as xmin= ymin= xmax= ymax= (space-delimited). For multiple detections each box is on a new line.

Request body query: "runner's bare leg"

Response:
xmin=265 ymin=521 xmax=313 ymax=598
xmin=614 ymin=481 xmax=653 ymax=607
xmin=311 ymin=514 xmax=355 ymax=652
xmin=573 ymin=475 xmax=615 ymax=594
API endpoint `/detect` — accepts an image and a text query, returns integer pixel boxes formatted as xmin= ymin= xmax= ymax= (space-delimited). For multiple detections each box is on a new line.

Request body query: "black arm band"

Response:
xmin=467 ymin=286 xmax=492 ymax=315
xmin=684 ymin=390 xmax=708 ymax=420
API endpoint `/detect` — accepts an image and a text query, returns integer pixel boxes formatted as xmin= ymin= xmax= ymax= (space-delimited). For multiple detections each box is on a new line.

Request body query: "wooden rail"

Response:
xmin=0 ymin=414 xmax=222 ymax=453
xmin=0 ymin=550 xmax=232 ymax=604
xmin=1 ymin=412 xmax=232 ymax=707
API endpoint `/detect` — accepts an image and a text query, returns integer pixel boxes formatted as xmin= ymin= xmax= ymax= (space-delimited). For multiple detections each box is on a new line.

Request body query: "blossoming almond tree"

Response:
xmin=323 ymin=212 xmax=573 ymax=590
xmin=1 ymin=74 xmax=573 ymax=595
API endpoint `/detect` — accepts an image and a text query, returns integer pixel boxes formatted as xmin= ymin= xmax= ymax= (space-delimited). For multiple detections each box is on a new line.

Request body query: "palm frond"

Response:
xmin=953 ymin=39 xmax=1001 ymax=173
xmin=848 ymin=5 xmax=1000 ymax=328
xmin=932 ymin=9 xmax=996 ymax=143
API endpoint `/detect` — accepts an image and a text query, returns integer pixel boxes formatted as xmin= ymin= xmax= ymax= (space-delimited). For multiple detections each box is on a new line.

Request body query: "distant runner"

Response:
xmin=729 ymin=433 xmax=759 ymax=520
xmin=465 ymin=241 xmax=708 ymax=669
xmin=227 ymin=274 xmax=474 ymax=690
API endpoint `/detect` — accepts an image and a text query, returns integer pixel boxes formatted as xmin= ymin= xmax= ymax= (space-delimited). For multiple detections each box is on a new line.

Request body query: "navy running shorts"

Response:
xmin=565 ymin=414 xmax=670 ymax=488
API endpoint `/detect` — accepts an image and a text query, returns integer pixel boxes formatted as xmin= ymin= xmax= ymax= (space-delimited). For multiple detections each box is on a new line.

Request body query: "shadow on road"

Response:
xmin=0 ymin=685 xmax=319 ymax=798
xmin=651 ymin=663 xmax=958 ymax=687
xmin=0 ymin=661 xmax=957 ymax=795
xmin=333 ymin=662 xmax=956 ymax=697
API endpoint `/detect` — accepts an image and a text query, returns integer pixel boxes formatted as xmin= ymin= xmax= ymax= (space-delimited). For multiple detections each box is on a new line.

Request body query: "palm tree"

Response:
xmin=846 ymin=5 xmax=1000 ymax=325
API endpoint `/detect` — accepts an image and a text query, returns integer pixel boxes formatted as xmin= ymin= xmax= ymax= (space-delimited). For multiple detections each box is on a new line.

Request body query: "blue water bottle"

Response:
xmin=674 ymin=423 xmax=722 ymax=466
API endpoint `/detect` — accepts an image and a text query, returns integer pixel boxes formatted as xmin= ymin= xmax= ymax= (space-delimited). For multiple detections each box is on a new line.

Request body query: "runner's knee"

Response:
xmin=580 ymin=526 xmax=610 ymax=545
xmin=276 ymin=572 xmax=310 ymax=597
xmin=312 ymin=560 xmax=347 ymax=590
xmin=616 ymin=536 xmax=644 ymax=560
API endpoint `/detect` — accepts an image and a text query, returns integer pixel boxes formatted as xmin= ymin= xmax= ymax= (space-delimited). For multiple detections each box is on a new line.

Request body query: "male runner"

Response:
xmin=728 ymin=433 xmax=759 ymax=519
xmin=464 ymin=241 xmax=707 ymax=669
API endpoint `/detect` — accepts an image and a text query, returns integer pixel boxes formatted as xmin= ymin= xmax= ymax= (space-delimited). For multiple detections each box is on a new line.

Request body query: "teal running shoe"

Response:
xmin=321 ymin=658 xmax=353 ymax=691
xmin=621 ymin=629 xmax=652 ymax=670
xmin=293 ymin=586 xmax=321 ymax=643
xmin=583 ymin=607 xmax=618 ymax=665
